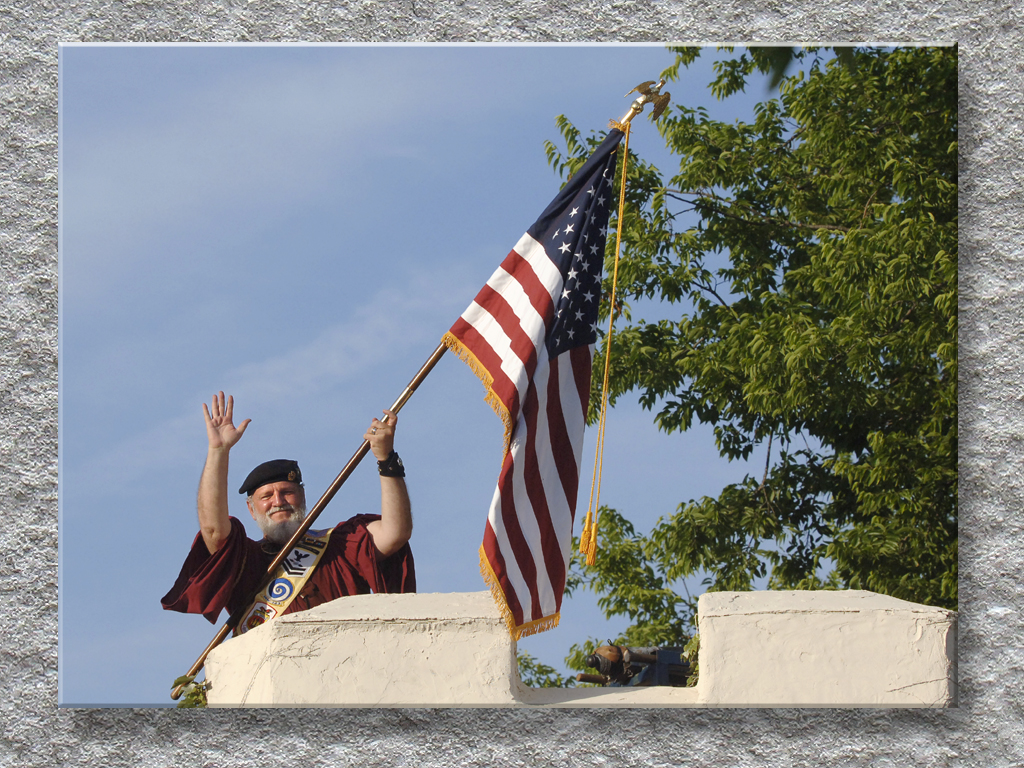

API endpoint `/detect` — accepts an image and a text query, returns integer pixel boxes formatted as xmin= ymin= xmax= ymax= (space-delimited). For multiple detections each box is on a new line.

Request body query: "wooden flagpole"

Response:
xmin=170 ymin=340 xmax=449 ymax=701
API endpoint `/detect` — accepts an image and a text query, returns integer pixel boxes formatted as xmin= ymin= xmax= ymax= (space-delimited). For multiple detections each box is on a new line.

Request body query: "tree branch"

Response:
xmin=756 ymin=430 xmax=773 ymax=495
xmin=665 ymin=189 xmax=852 ymax=233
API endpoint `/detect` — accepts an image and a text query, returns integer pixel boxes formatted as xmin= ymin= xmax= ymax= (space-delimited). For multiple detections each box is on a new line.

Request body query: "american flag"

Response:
xmin=443 ymin=129 xmax=624 ymax=638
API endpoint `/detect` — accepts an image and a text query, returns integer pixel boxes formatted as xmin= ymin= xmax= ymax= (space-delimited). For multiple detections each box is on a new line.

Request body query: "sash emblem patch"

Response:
xmin=234 ymin=528 xmax=334 ymax=636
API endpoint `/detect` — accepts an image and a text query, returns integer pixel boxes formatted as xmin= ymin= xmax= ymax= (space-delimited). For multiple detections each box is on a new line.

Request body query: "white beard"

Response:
xmin=254 ymin=503 xmax=308 ymax=545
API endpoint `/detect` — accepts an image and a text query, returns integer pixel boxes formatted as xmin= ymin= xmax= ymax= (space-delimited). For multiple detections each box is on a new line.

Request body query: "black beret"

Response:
xmin=238 ymin=459 xmax=303 ymax=495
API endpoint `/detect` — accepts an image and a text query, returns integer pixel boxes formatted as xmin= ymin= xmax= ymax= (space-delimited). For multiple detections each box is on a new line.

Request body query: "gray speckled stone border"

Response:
xmin=4 ymin=4 xmax=1012 ymax=766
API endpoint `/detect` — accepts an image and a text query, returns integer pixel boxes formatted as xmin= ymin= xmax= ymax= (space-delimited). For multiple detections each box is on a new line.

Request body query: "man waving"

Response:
xmin=162 ymin=392 xmax=415 ymax=632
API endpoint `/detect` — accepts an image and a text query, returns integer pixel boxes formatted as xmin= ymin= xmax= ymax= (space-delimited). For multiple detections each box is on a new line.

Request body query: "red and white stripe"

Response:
xmin=446 ymin=232 xmax=592 ymax=636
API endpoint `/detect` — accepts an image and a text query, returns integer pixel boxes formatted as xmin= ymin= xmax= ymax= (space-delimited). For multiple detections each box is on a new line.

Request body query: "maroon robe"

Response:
xmin=161 ymin=514 xmax=415 ymax=625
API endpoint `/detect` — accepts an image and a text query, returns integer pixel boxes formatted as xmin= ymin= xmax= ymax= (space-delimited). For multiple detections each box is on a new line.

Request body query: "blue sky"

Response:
xmin=58 ymin=43 xmax=772 ymax=706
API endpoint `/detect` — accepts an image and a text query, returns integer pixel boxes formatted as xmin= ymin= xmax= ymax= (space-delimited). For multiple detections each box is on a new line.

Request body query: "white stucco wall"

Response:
xmin=205 ymin=589 xmax=956 ymax=708
xmin=696 ymin=590 xmax=957 ymax=707
xmin=205 ymin=591 xmax=523 ymax=706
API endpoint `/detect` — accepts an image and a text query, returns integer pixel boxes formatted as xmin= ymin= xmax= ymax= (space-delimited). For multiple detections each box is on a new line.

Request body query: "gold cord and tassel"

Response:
xmin=580 ymin=120 xmax=632 ymax=566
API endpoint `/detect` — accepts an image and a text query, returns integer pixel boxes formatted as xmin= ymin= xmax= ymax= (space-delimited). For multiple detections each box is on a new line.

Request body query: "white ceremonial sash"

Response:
xmin=234 ymin=528 xmax=334 ymax=636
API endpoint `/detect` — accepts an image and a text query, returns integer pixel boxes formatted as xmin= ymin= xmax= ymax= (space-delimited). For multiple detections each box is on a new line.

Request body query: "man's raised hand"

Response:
xmin=203 ymin=391 xmax=251 ymax=451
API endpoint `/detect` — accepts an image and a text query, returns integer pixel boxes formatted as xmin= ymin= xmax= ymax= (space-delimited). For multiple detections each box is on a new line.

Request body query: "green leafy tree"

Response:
xmin=172 ymin=674 xmax=209 ymax=708
xmin=516 ymin=651 xmax=577 ymax=688
xmin=547 ymin=46 xmax=957 ymax=670
xmin=560 ymin=509 xmax=697 ymax=677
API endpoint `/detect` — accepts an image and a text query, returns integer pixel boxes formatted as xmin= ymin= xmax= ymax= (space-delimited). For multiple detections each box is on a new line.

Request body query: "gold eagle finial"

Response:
xmin=624 ymin=79 xmax=671 ymax=121
xmin=611 ymin=78 xmax=671 ymax=130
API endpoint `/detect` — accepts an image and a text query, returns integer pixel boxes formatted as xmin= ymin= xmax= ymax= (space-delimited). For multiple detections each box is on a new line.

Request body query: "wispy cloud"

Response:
xmin=61 ymin=51 xmax=481 ymax=293
xmin=228 ymin=266 xmax=464 ymax=403
xmin=61 ymin=262 xmax=478 ymax=496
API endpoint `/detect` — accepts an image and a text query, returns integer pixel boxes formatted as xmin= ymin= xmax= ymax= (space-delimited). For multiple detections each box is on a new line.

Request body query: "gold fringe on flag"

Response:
xmin=442 ymin=331 xmax=514 ymax=458
xmin=478 ymin=545 xmax=561 ymax=640
xmin=580 ymin=120 xmax=633 ymax=567
xmin=449 ymin=331 xmax=564 ymax=640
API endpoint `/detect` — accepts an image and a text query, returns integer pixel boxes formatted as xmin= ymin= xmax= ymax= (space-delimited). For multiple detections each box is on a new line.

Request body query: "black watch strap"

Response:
xmin=377 ymin=450 xmax=405 ymax=478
